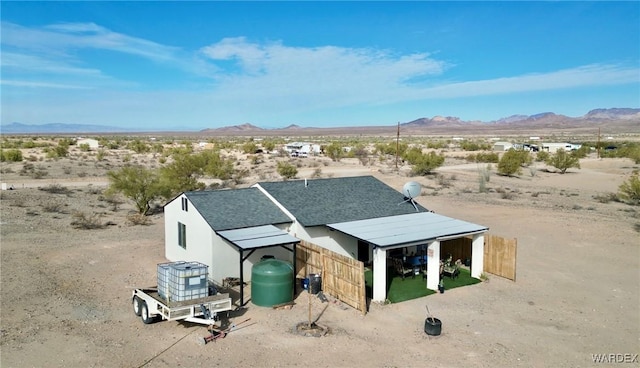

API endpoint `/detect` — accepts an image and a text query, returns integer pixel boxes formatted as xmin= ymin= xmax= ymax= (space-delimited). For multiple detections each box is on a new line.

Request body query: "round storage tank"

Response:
xmin=251 ymin=259 xmax=294 ymax=307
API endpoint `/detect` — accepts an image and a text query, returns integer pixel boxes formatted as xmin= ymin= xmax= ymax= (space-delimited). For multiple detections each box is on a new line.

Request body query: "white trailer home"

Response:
xmin=541 ymin=142 xmax=581 ymax=153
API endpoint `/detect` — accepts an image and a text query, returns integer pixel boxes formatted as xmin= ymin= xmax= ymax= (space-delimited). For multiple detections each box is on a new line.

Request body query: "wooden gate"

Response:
xmin=483 ymin=234 xmax=517 ymax=281
xmin=296 ymin=240 xmax=366 ymax=315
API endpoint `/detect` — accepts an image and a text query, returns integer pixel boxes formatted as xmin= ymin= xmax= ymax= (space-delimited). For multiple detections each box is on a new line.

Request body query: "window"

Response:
xmin=181 ymin=197 xmax=188 ymax=211
xmin=178 ymin=222 xmax=186 ymax=249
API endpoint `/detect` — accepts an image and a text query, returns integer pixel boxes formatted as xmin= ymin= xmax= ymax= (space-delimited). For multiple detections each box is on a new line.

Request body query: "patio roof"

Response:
xmin=217 ymin=225 xmax=300 ymax=250
xmin=327 ymin=212 xmax=488 ymax=248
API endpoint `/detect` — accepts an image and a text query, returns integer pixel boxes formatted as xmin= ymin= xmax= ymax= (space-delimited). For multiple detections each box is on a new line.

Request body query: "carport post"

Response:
xmin=471 ymin=234 xmax=484 ymax=279
xmin=426 ymin=240 xmax=441 ymax=291
xmin=372 ymin=247 xmax=387 ymax=302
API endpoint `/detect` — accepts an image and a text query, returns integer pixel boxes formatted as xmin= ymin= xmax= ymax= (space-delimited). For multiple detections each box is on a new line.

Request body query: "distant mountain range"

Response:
xmin=2 ymin=108 xmax=639 ymax=135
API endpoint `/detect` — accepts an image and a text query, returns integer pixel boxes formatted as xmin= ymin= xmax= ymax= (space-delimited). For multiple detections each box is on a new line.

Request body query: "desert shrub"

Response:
xmin=1 ymin=149 xmax=23 ymax=162
xmin=535 ymin=151 xmax=550 ymax=162
xmin=79 ymin=143 xmax=90 ymax=152
xmin=426 ymin=141 xmax=447 ymax=149
xmin=277 ymin=162 xmax=298 ymax=179
xmin=618 ymin=173 xmax=640 ymax=205
xmin=127 ymin=139 xmax=150 ymax=154
xmin=460 ymin=141 xmax=492 ymax=151
xmin=324 ymin=142 xmax=344 ymax=162
xmin=500 ymin=191 xmax=516 ymax=200
xmin=63 ymin=166 xmax=72 ymax=175
xmin=242 ymin=141 xmax=258 ymax=154
xmin=374 ymin=142 xmax=408 ymax=156
xmin=126 ymin=213 xmax=151 ymax=226
xmin=31 ymin=167 xmax=49 ymax=179
xmin=39 ymin=184 xmax=72 ymax=195
xmin=474 ymin=152 xmax=499 ymax=163
xmin=436 ymin=174 xmax=454 ymax=188
xmin=96 ymin=149 xmax=107 ymax=161
xmin=545 ymin=149 xmax=580 ymax=174
xmin=312 ymin=168 xmax=322 ymax=178
xmin=497 ymin=149 xmax=531 ymax=176
xmin=107 ymin=166 xmax=162 ymax=215
xmin=42 ymin=202 xmax=65 ymax=213
xmin=408 ymin=151 xmax=445 ymax=176
xmin=71 ymin=212 xmax=105 ymax=229
xmin=45 ymin=145 xmax=69 ymax=158
xmin=572 ymin=145 xmax=591 ymax=159
xmin=593 ymin=192 xmax=619 ymax=203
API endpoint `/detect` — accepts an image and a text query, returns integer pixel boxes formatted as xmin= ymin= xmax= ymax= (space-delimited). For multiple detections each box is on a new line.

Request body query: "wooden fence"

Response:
xmin=296 ymin=241 xmax=367 ymax=315
xmin=483 ymin=234 xmax=517 ymax=281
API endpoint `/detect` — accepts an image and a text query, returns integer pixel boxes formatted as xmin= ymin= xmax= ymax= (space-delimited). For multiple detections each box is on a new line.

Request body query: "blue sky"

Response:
xmin=1 ymin=1 xmax=639 ymax=131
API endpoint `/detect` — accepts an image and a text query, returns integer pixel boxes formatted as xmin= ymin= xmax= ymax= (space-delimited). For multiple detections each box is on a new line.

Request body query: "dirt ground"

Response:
xmin=1 ymin=144 xmax=639 ymax=367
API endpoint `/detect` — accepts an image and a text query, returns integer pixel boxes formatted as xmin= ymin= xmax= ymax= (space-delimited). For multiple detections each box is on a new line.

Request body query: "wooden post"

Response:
xmin=395 ymin=122 xmax=400 ymax=169
xmin=596 ymin=127 xmax=601 ymax=159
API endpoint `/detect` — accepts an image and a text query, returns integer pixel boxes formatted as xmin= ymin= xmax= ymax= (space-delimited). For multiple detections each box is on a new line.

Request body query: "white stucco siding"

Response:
xmin=293 ymin=225 xmax=357 ymax=259
xmin=164 ymin=195 xmax=214 ymax=277
xmin=209 ymin=236 xmax=294 ymax=284
xmin=210 ymin=236 xmax=238 ymax=284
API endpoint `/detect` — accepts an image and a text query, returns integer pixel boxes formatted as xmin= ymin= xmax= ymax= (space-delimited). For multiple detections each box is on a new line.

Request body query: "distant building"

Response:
xmin=76 ymin=138 xmax=99 ymax=150
xmin=492 ymin=141 xmax=514 ymax=151
xmin=540 ymin=142 xmax=581 ymax=153
xmin=283 ymin=142 xmax=321 ymax=155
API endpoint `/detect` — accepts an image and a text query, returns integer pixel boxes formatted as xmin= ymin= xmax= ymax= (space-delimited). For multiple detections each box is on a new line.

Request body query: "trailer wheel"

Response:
xmin=132 ymin=296 xmax=142 ymax=317
xmin=140 ymin=301 xmax=154 ymax=324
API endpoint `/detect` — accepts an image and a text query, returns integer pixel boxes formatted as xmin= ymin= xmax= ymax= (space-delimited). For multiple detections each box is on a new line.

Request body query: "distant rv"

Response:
xmin=541 ymin=142 xmax=581 ymax=153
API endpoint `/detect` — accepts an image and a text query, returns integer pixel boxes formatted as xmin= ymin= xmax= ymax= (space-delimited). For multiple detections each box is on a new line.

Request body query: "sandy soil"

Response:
xmin=1 ymin=145 xmax=639 ymax=367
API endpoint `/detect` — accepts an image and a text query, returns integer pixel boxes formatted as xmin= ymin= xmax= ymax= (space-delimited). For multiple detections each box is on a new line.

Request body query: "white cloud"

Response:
xmin=419 ymin=64 xmax=640 ymax=99
xmin=2 ymin=22 xmax=638 ymax=127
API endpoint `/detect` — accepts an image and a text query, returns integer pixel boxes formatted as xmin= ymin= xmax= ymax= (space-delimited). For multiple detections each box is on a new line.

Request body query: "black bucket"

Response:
xmin=424 ymin=317 xmax=442 ymax=336
xmin=308 ymin=273 xmax=322 ymax=294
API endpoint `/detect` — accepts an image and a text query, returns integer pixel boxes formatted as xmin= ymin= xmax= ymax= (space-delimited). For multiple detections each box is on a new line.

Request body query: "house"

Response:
xmin=164 ymin=176 xmax=488 ymax=305
xmin=164 ymin=188 xmax=300 ymax=305
xmin=76 ymin=138 xmax=99 ymax=150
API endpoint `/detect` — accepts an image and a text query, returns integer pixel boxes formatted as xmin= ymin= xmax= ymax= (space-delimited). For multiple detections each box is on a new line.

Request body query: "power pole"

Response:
xmin=596 ymin=127 xmax=601 ymax=159
xmin=395 ymin=122 xmax=400 ymax=170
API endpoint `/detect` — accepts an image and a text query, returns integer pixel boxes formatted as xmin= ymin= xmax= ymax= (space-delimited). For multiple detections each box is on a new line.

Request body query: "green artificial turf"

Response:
xmin=365 ymin=267 xmax=481 ymax=303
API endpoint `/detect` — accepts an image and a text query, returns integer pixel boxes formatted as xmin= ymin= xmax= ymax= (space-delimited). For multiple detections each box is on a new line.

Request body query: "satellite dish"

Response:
xmin=399 ymin=181 xmax=421 ymax=212
xmin=402 ymin=181 xmax=421 ymax=199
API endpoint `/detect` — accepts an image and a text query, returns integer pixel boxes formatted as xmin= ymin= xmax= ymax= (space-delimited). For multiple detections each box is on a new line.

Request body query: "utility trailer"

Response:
xmin=132 ymin=288 xmax=233 ymax=326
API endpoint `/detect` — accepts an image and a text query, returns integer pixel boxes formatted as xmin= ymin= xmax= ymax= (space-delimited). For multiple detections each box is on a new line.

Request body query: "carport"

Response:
xmin=327 ymin=212 xmax=488 ymax=302
xmin=217 ymin=225 xmax=300 ymax=306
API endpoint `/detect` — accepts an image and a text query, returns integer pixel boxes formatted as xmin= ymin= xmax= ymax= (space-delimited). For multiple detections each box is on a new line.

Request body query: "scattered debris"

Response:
xmin=272 ymin=301 xmax=295 ymax=310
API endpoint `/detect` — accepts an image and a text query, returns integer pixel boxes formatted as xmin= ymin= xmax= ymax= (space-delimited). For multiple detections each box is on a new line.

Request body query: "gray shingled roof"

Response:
xmin=184 ymin=188 xmax=292 ymax=231
xmin=255 ymin=176 xmax=428 ymax=227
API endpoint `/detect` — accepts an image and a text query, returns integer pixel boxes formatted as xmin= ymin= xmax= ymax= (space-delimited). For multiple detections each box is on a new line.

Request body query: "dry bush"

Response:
xmin=39 ymin=184 xmax=72 ymax=195
xmin=593 ymin=193 xmax=619 ymax=203
xmin=71 ymin=211 xmax=105 ymax=229
xmin=42 ymin=202 xmax=65 ymax=213
xmin=126 ymin=213 xmax=152 ymax=226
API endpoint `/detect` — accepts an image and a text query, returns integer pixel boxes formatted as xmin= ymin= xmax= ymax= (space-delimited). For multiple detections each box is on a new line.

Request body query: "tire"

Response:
xmin=140 ymin=301 xmax=154 ymax=324
xmin=132 ymin=296 xmax=142 ymax=317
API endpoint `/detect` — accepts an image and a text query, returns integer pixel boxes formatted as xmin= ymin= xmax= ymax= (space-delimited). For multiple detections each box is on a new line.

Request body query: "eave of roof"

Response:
xmin=327 ymin=212 xmax=488 ymax=248
xmin=217 ymin=225 xmax=300 ymax=250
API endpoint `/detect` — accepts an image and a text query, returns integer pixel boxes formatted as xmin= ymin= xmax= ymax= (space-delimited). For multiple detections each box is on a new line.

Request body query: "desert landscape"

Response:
xmin=1 ymin=132 xmax=639 ymax=367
